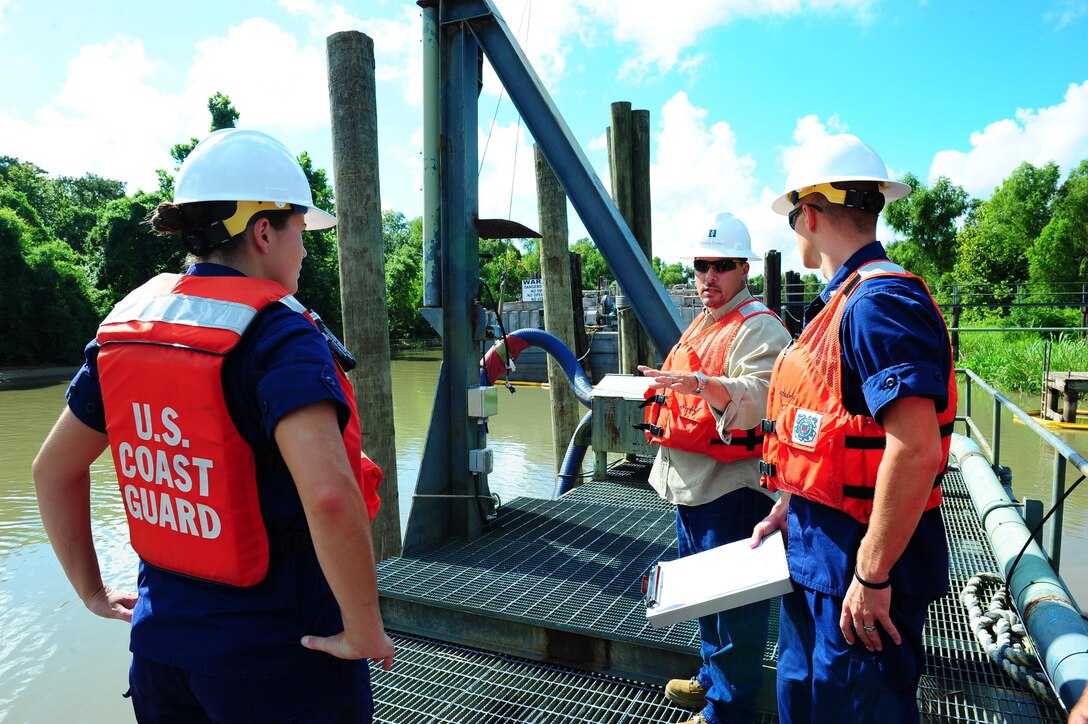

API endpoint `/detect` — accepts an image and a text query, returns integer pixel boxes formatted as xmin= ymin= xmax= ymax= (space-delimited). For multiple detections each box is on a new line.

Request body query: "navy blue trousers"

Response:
xmin=127 ymin=654 xmax=374 ymax=723
xmin=675 ymin=486 xmax=774 ymax=724
xmin=776 ymin=585 xmax=933 ymax=723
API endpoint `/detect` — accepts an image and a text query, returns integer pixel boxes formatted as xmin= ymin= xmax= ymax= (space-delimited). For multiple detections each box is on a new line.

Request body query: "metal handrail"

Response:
xmin=958 ymin=367 xmax=1088 ymax=572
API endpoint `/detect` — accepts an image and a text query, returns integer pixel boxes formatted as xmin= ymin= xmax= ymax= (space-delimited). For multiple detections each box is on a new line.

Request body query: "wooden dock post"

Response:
xmin=1043 ymin=372 xmax=1088 ymax=423
xmin=534 ymin=144 xmax=583 ymax=475
xmin=608 ymin=102 xmax=654 ymax=373
xmin=327 ymin=30 xmax=402 ymax=560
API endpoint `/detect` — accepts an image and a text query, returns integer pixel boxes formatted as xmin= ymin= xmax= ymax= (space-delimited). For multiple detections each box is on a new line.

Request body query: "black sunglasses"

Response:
xmin=788 ymin=203 xmax=822 ymax=230
xmin=693 ymin=259 xmax=742 ymax=274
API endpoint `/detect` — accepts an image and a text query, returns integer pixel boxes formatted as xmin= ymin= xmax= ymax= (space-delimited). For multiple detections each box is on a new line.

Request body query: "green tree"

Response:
xmin=87 ymin=191 xmax=180 ymax=311
xmin=570 ymin=237 xmax=612 ymax=290
xmin=382 ymin=210 xmax=430 ymax=342
xmin=1028 ymin=159 xmax=1088 ymax=291
xmin=953 ymin=161 xmax=1060 ymax=308
xmin=884 ymin=172 xmax=971 ymax=282
xmin=652 ymin=256 xmax=691 ymax=287
xmin=479 ymin=238 xmax=532 ymax=302
xmin=0 ymin=207 xmax=99 ymax=364
xmin=157 ymin=92 xmax=240 ymax=197
xmin=293 ymin=151 xmax=342 ymax=332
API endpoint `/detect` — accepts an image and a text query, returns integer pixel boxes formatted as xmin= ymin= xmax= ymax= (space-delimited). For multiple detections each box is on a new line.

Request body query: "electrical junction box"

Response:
xmin=467 ymin=385 xmax=499 ymax=418
xmin=590 ymin=374 xmax=657 ymax=458
xmin=469 ymin=447 xmax=494 ymax=474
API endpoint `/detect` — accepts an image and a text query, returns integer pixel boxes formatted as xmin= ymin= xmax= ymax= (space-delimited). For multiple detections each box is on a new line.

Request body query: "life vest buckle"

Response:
xmin=760 ymin=419 xmax=776 ymax=434
xmin=759 ymin=460 xmax=776 ymax=477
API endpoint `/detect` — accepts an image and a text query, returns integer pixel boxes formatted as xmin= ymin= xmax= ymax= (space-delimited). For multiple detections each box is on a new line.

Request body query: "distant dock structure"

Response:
xmin=1043 ymin=371 xmax=1088 ymax=423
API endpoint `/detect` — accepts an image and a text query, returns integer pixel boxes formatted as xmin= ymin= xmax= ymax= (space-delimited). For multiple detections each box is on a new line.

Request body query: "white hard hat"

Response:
xmin=771 ymin=134 xmax=912 ymax=215
xmin=685 ymin=211 xmax=759 ymax=260
xmin=174 ymin=128 xmax=336 ymax=231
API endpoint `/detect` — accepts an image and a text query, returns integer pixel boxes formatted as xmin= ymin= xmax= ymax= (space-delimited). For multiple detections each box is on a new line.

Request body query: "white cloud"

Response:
xmin=648 ymin=91 xmax=763 ymax=263
xmin=1044 ymin=0 xmax=1088 ymax=30
xmin=577 ymin=0 xmax=874 ymax=78
xmin=186 ymin=18 xmax=330 ymax=134
xmin=929 ymin=80 xmax=1088 ymax=199
xmin=0 ymin=36 xmax=181 ymax=192
xmin=0 ymin=0 xmax=11 ymax=33
xmin=477 ymin=119 xmax=540 ymax=234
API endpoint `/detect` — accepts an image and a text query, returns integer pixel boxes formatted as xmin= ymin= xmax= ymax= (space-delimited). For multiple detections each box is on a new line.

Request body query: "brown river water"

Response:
xmin=0 ymin=352 xmax=1085 ymax=722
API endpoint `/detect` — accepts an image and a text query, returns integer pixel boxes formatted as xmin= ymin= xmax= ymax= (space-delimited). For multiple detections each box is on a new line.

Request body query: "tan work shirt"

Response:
xmin=648 ymin=288 xmax=792 ymax=507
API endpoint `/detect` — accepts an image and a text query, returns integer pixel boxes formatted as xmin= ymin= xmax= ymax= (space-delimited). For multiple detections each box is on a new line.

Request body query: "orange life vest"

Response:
xmin=97 ymin=273 xmax=381 ymax=586
xmin=760 ymin=261 xmax=957 ymax=524
xmin=640 ymin=299 xmax=784 ymax=462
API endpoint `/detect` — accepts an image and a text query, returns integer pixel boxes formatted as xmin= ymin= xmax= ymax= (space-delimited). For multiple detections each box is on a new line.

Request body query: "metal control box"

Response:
xmin=467 ymin=385 xmax=499 ymax=418
xmin=590 ymin=374 xmax=656 ymax=459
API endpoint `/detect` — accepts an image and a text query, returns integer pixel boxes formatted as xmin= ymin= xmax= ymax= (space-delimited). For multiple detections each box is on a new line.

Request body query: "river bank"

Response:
xmin=0 ymin=367 xmax=79 ymax=391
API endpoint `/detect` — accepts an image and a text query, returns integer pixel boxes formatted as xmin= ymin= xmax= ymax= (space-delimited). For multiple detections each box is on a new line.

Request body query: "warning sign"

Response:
xmin=521 ymin=278 xmax=543 ymax=302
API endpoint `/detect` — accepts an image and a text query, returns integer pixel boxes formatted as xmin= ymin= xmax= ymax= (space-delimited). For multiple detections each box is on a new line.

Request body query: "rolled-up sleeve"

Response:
xmin=843 ymin=282 xmax=951 ymax=421
xmin=714 ymin=313 xmax=793 ymax=436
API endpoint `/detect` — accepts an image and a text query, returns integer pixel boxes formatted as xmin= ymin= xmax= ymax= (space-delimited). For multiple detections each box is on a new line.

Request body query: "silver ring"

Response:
xmin=862 ymin=625 xmax=877 ymax=633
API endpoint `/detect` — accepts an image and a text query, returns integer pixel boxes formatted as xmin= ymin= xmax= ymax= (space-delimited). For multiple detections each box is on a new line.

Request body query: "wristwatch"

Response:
xmin=693 ymin=371 xmax=708 ymax=395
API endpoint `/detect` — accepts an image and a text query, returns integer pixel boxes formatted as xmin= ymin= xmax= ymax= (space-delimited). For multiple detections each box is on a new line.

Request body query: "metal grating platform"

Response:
xmin=917 ymin=469 xmax=1066 ymax=723
xmin=378 ymin=462 xmax=1067 ymax=722
xmin=370 ymin=631 xmax=779 ymax=724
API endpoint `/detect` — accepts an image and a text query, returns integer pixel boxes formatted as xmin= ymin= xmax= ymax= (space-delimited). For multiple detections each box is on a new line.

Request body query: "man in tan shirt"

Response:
xmin=639 ymin=212 xmax=791 ymax=724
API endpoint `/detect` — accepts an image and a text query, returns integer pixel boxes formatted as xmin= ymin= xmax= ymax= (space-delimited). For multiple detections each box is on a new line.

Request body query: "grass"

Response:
xmin=956 ymin=331 xmax=1088 ymax=391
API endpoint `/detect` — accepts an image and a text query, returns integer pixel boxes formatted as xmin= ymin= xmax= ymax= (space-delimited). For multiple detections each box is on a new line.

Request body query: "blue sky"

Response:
xmin=2 ymin=0 xmax=1087 ymax=272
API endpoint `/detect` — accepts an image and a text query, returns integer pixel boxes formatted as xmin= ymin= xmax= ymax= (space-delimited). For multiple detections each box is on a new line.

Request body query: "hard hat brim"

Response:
xmin=771 ymin=178 xmax=912 ymax=215
xmin=304 ymin=207 xmax=337 ymax=230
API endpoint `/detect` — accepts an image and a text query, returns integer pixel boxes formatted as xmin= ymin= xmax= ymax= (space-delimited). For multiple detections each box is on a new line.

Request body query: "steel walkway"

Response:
xmin=373 ymin=461 xmax=1066 ymax=722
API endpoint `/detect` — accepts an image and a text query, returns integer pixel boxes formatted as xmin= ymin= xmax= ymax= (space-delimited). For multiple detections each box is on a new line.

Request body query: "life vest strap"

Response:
xmin=843 ymin=421 xmax=956 ymax=450
xmin=633 ymin=422 xmax=664 ymax=437
xmin=709 ymin=428 xmax=763 ymax=450
xmin=843 ymin=471 xmax=944 ymax=500
xmin=639 ymin=394 xmax=667 ymax=409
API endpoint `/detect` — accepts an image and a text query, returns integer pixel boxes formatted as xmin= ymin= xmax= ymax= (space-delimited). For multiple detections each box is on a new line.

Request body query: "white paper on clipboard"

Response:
xmin=645 ymin=530 xmax=793 ymax=628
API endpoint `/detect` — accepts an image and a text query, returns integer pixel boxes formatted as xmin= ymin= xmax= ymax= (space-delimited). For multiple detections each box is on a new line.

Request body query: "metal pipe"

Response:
xmin=421 ymin=1 xmax=441 ymax=308
xmin=950 ymin=435 xmax=1088 ymax=711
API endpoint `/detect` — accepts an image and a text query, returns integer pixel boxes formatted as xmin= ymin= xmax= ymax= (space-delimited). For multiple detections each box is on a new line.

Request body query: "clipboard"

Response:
xmin=644 ymin=531 xmax=793 ymax=628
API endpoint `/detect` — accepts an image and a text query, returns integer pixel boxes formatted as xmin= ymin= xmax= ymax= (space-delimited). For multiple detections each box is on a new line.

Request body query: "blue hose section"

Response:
xmin=505 ymin=328 xmax=593 ymax=408
xmin=554 ymin=410 xmax=594 ymax=498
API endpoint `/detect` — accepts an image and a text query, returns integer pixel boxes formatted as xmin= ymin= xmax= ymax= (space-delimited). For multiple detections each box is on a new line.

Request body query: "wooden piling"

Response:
xmin=327 ymin=31 xmax=402 ymax=560
xmin=608 ymin=102 xmax=653 ymax=373
xmin=534 ymin=144 xmax=583 ymax=476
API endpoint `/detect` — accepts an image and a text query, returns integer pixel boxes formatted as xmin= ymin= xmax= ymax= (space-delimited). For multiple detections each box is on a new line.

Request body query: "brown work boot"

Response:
xmin=664 ymin=676 xmax=707 ymax=710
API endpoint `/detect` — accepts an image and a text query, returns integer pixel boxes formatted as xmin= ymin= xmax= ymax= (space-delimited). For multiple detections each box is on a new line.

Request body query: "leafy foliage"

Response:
xmin=1028 ymin=159 xmax=1088 ymax=290
xmin=953 ymin=161 xmax=1060 ymax=308
xmin=884 ymin=172 xmax=971 ymax=283
xmin=87 ymin=191 xmax=179 ymax=311
xmin=570 ymin=237 xmax=612 ymax=290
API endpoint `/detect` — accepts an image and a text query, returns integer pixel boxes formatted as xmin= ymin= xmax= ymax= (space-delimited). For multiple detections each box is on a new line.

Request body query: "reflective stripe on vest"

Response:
xmin=98 ymin=273 xmax=380 ymax=586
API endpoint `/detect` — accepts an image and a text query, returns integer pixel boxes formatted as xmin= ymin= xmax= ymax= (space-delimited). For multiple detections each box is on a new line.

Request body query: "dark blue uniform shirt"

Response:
xmin=786 ymin=242 xmax=951 ymax=599
xmin=68 ymin=263 xmax=354 ymax=678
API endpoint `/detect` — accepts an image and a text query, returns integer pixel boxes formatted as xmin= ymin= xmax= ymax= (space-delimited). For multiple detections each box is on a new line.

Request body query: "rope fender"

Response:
xmin=959 ymin=572 xmax=1051 ymax=699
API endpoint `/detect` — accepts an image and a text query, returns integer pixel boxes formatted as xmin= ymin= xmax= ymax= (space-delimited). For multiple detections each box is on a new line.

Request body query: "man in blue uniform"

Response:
xmin=752 ymin=134 xmax=955 ymax=723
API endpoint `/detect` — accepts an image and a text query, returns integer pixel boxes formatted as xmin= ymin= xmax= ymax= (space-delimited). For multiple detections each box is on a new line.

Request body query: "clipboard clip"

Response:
xmin=642 ymin=564 xmax=662 ymax=608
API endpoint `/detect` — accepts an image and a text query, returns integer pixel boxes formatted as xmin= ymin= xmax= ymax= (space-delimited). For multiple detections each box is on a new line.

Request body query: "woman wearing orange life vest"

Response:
xmin=33 ymin=128 xmax=392 ymax=723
